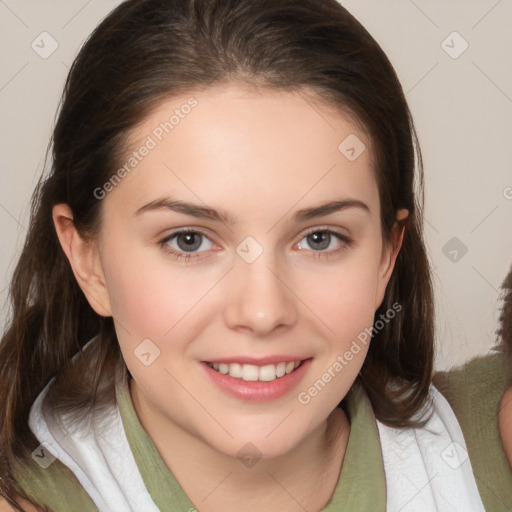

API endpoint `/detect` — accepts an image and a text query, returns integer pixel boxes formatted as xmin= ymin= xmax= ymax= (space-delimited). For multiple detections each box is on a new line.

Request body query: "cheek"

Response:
xmin=101 ymin=253 xmax=208 ymax=394
xmin=297 ymin=270 xmax=379 ymax=409
xmin=500 ymin=388 xmax=512 ymax=465
xmin=302 ymin=252 xmax=383 ymax=337
xmin=101 ymin=239 xmax=217 ymax=337
xmin=104 ymin=261 xmax=172 ymax=335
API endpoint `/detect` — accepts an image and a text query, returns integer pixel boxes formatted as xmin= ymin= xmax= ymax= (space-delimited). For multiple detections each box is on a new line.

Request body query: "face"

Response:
xmin=75 ymin=83 xmax=402 ymax=459
xmin=500 ymin=387 xmax=512 ymax=467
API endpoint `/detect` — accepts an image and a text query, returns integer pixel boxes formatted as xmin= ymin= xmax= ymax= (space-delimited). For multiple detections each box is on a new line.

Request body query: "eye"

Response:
xmin=158 ymin=229 xmax=215 ymax=261
xmin=296 ymin=228 xmax=351 ymax=254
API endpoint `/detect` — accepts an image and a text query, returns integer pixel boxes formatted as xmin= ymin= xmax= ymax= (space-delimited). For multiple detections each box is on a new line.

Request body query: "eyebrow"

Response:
xmin=135 ymin=198 xmax=236 ymax=224
xmin=294 ymin=199 xmax=370 ymax=220
xmin=135 ymin=197 xmax=370 ymax=224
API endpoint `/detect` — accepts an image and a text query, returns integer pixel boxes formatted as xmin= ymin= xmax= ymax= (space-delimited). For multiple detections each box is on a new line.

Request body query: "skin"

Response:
xmin=53 ymin=83 xmax=406 ymax=511
xmin=0 ymin=497 xmax=40 ymax=512
xmin=499 ymin=387 xmax=512 ymax=467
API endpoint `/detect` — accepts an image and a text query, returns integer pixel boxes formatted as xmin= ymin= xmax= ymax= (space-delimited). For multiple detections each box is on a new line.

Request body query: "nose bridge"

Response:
xmin=224 ymin=243 xmax=297 ymax=335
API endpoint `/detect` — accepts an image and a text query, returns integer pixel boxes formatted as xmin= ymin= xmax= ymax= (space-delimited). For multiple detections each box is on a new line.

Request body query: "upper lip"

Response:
xmin=204 ymin=356 xmax=311 ymax=366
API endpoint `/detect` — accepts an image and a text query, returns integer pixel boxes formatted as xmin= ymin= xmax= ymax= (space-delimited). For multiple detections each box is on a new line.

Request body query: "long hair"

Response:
xmin=0 ymin=0 xmax=433 ymax=508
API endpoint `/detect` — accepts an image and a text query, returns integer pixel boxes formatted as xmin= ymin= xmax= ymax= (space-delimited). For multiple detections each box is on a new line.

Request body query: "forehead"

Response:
xmin=105 ymin=83 xmax=379 ymax=221
xmin=128 ymin=82 xmax=371 ymax=156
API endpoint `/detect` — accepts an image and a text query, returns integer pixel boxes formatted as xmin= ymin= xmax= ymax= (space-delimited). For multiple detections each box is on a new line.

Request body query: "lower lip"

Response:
xmin=201 ymin=359 xmax=312 ymax=402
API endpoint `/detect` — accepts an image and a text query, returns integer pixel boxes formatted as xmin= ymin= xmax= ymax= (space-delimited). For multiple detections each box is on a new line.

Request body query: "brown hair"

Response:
xmin=499 ymin=265 xmax=512 ymax=384
xmin=0 ymin=0 xmax=433 ymax=508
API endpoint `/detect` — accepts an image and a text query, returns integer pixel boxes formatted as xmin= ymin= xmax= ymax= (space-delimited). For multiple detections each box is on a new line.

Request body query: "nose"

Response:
xmin=224 ymin=254 xmax=298 ymax=337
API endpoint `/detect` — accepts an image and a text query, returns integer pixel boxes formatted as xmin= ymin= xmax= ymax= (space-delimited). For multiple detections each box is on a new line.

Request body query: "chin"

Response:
xmin=199 ymin=414 xmax=314 ymax=462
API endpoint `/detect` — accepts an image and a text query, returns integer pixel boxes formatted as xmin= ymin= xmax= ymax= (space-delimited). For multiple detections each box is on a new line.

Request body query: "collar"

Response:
xmin=117 ymin=373 xmax=387 ymax=511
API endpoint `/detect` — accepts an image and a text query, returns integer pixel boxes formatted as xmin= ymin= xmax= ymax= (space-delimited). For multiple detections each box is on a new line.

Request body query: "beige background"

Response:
xmin=0 ymin=0 xmax=511 ymax=370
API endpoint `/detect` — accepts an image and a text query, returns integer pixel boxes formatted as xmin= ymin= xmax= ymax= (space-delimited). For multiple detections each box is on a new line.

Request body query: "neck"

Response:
xmin=129 ymin=379 xmax=350 ymax=512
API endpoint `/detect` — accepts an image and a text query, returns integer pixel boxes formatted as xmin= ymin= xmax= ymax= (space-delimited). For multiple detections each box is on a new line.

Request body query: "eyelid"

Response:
xmin=158 ymin=226 xmax=215 ymax=244
xmin=297 ymin=225 xmax=352 ymax=244
xmin=300 ymin=224 xmax=349 ymax=236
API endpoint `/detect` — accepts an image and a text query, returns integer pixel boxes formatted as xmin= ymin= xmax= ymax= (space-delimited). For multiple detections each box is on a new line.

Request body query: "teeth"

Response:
xmin=259 ymin=364 xmax=277 ymax=382
xmin=276 ymin=362 xmax=286 ymax=378
xmin=242 ymin=364 xmax=259 ymax=381
xmin=209 ymin=360 xmax=303 ymax=382
xmin=229 ymin=363 xmax=242 ymax=378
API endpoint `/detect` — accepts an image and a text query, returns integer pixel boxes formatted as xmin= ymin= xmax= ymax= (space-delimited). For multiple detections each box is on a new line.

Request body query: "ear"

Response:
xmin=374 ymin=209 xmax=408 ymax=310
xmin=52 ymin=203 xmax=112 ymax=317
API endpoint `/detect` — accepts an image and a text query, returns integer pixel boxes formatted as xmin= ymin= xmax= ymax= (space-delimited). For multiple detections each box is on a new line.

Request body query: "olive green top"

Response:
xmin=434 ymin=352 xmax=512 ymax=511
xmin=14 ymin=378 xmax=385 ymax=511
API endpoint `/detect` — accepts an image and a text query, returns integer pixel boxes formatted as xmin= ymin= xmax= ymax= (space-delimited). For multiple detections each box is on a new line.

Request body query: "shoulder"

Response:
xmin=12 ymin=454 xmax=98 ymax=512
xmin=432 ymin=351 xmax=507 ymax=449
xmin=433 ymin=351 xmax=512 ymax=510
xmin=434 ymin=350 xmax=506 ymax=389
xmin=374 ymin=383 xmax=487 ymax=511
xmin=433 ymin=351 xmax=506 ymax=420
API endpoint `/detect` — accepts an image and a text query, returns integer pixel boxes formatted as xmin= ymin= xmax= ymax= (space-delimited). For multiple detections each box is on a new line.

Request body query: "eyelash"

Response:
xmin=158 ymin=228 xmax=214 ymax=263
xmin=298 ymin=227 xmax=353 ymax=259
xmin=157 ymin=227 xmax=352 ymax=262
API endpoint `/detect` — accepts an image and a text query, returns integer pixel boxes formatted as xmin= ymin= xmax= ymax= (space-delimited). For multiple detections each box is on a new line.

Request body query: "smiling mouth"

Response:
xmin=204 ymin=360 xmax=306 ymax=383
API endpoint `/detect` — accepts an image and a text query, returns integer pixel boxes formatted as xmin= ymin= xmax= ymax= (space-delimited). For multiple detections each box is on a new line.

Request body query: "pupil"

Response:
xmin=308 ymin=231 xmax=330 ymax=250
xmin=177 ymin=233 xmax=201 ymax=252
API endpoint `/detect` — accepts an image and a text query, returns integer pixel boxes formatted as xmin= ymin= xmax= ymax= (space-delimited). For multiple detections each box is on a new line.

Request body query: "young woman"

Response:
xmin=0 ymin=0 xmax=485 ymax=510
xmin=435 ymin=265 xmax=512 ymax=511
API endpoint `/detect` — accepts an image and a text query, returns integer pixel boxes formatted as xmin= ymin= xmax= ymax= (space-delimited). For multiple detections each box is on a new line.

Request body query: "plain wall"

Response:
xmin=0 ymin=0 xmax=511 ymax=370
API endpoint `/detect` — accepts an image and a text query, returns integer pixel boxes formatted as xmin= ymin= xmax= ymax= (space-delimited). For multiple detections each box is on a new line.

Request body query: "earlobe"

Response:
xmin=52 ymin=204 xmax=112 ymax=317
xmin=375 ymin=209 xmax=408 ymax=309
